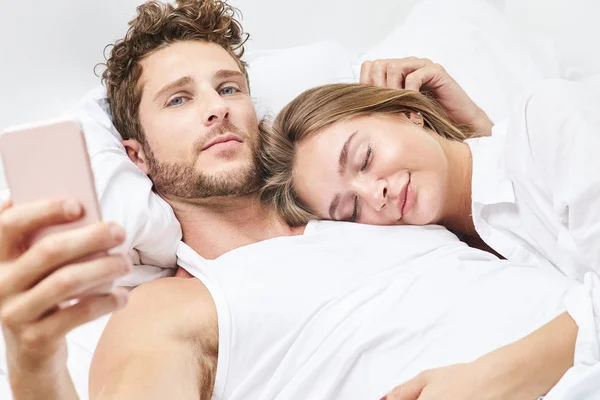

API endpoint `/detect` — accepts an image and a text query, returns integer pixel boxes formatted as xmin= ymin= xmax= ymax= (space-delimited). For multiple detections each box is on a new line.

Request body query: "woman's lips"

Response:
xmin=397 ymin=173 xmax=415 ymax=219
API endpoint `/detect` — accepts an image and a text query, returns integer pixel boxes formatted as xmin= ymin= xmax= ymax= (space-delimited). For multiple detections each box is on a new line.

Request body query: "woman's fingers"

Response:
xmin=387 ymin=372 xmax=428 ymax=400
xmin=7 ymin=222 xmax=126 ymax=294
xmin=370 ymin=60 xmax=388 ymax=87
xmin=17 ymin=288 xmax=129 ymax=353
xmin=404 ymin=64 xmax=446 ymax=93
xmin=360 ymin=58 xmax=435 ymax=90
xmin=385 ymin=58 xmax=431 ymax=90
xmin=384 ymin=62 xmax=407 ymax=89
xmin=1 ymin=254 xmax=131 ymax=325
xmin=361 ymin=59 xmax=393 ymax=86
xmin=360 ymin=60 xmax=374 ymax=84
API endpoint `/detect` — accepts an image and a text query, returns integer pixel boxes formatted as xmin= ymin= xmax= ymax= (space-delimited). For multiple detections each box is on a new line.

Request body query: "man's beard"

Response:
xmin=143 ymin=123 xmax=261 ymax=199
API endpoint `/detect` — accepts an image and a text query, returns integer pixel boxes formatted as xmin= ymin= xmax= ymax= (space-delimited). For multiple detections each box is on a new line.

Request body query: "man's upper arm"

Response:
xmin=89 ymin=276 xmax=217 ymax=400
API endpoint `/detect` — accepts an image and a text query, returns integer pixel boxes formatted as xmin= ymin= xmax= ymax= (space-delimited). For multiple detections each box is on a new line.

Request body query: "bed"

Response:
xmin=1 ymin=0 xmax=599 ymax=398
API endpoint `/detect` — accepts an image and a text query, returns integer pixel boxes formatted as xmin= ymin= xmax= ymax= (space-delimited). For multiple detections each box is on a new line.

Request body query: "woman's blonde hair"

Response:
xmin=259 ymin=83 xmax=480 ymax=226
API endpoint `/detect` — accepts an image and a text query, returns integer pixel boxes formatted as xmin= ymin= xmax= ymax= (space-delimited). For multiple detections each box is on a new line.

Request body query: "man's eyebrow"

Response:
xmin=329 ymin=193 xmax=341 ymax=220
xmin=338 ymin=131 xmax=358 ymax=175
xmin=153 ymin=76 xmax=193 ymax=103
xmin=214 ymin=69 xmax=246 ymax=81
xmin=214 ymin=69 xmax=249 ymax=92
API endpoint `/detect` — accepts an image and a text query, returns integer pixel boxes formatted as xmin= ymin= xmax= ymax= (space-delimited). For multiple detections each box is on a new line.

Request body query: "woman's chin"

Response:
xmin=401 ymin=205 xmax=439 ymax=227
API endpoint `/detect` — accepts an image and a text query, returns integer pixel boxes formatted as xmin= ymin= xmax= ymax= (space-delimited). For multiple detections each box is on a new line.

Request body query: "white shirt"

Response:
xmin=467 ymin=79 xmax=600 ymax=281
xmin=177 ymin=221 xmax=599 ymax=400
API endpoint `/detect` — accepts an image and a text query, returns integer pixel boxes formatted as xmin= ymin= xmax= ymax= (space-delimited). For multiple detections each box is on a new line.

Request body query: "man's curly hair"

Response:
xmin=100 ymin=0 xmax=249 ymax=143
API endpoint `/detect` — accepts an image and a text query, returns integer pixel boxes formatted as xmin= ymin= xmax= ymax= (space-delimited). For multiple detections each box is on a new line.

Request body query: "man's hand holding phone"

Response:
xmin=0 ymin=198 xmax=130 ymax=400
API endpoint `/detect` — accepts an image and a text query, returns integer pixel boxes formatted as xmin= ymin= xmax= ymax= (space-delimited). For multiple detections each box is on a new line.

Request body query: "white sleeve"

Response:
xmin=545 ymin=272 xmax=600 ymax=400
xmin=520 ymin=79 xmax=600 ymax=276
xmin=70 ymin=88 xmax=182 ymax=286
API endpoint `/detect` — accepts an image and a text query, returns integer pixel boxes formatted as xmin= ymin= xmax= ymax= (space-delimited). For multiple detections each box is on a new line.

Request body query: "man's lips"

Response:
xmin=201 ymin=134 xmax=242 ymax=151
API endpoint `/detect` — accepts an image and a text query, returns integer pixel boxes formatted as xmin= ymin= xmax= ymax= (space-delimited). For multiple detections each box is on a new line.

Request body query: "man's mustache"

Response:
xmin=193 ymin=122 xmax=246 ymax=154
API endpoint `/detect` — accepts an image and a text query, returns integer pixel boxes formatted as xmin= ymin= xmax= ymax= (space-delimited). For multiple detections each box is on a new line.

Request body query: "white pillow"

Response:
xmin=354 ymin=0 xmax=561 ymax=123
xmin=247 ymin=40 xmax=355 ymax=118
xmin=69 ymin=88 xmax=181 ymax=286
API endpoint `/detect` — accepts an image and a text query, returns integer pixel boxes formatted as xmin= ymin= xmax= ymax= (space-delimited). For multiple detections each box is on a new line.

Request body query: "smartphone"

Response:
xmin=0 ymin=119 xmax=102 ymax=244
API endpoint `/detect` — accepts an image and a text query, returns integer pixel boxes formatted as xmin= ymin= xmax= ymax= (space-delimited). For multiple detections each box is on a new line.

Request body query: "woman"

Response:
xmin=259 ymin=58 xmax=600 ymax=281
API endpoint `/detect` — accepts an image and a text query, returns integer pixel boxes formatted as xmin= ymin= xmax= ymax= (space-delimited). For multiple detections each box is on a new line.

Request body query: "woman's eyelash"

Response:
xmin=351 ymin=196 xmax=358 ymax=222
xmin=361 ymin=145 xmax=373 ymax=171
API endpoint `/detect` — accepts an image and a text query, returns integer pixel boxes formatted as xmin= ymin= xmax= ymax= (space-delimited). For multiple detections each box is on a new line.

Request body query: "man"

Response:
xmin=0 ymin=1 xmax=593 ymax=399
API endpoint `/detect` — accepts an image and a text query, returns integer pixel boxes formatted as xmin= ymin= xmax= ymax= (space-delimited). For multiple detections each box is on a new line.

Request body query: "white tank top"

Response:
xmin=177 ymin=221 xmax=587 ymax=400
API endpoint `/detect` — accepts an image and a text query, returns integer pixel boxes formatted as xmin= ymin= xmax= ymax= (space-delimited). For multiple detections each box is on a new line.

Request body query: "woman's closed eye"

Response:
xmin=350 ymin=195 xmax=359 ymax=222
xmin=361 ymin=144 xmax=373 ymax=171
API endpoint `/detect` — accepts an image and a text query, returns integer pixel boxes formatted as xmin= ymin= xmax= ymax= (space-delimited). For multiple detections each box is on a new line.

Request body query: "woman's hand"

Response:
xmin=0 ymin=198 xmax=131 ymax=399
xmin=383 ymin=363 xmax=499 ymax=400
xmin=360 ymin=58 xmax=494 ymax=135
xmin=382 ymin=312 xmax=577 ymax=400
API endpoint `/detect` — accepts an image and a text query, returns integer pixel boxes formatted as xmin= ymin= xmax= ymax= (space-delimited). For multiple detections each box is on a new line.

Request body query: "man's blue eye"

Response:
xmin=221 ymin=87 xmax=237 ymax=95
xmin=169 ymin=97 xmax=184 ymax=106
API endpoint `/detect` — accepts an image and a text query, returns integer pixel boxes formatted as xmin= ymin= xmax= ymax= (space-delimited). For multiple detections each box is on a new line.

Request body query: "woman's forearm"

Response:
xmin=476 ymin=312 xmax=577 ymax=399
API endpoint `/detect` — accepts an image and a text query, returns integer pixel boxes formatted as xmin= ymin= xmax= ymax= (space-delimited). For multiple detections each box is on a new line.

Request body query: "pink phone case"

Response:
xmin=0 ymin=120 xmax=102 ymax=243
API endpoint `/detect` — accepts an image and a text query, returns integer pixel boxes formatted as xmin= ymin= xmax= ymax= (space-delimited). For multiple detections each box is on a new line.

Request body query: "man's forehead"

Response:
xmin=140 ymin=41 xmax=242 ymax=92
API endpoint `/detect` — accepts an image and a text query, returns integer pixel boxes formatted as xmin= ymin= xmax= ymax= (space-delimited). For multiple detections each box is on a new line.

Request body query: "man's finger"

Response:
xmin=9 ymin=223 xmax=126 ymax=293
xmin=2 ymin=254 xmax=131 ymax=325
xmin=0 ymin=199 xmax=82 ymax=250
xmin=19 ymin=288 xmax=129 ymax=353
xmin=386 ymin=372 xmax=427 ymax=400
xmin=0 ymin=198 xmax=12 ymax=213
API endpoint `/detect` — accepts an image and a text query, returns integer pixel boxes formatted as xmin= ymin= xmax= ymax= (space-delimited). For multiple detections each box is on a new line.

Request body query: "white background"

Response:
xmin=0 ymin=0 xmax=599 ymax=190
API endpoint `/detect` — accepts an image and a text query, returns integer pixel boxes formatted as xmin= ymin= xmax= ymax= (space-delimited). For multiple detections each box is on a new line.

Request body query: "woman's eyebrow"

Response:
xmin=338 ymin=131 xmax=358 ymax=175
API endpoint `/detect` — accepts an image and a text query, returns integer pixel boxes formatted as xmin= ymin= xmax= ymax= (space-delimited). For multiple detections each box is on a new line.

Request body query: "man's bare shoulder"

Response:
xmin=115 ymin=275 xmax=217 ymax=338
xmin=94 ymin=277 xmax=219 ymax=368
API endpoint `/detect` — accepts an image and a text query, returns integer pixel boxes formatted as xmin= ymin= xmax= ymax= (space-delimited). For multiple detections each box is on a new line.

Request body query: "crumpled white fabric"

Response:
xmin=546 ymin=272 xmax=600 ymax=399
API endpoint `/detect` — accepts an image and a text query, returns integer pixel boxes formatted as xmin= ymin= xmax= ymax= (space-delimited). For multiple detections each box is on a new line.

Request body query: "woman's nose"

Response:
xmin=355 ymin=178 xmax=388 ymax=211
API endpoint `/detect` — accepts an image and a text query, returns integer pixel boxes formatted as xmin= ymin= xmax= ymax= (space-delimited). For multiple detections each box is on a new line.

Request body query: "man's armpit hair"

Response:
xmin=195 ymin=332 xmax=218 ymax=400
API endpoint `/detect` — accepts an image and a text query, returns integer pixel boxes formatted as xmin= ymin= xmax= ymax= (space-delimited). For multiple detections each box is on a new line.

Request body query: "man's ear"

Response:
xmin=123 ymin=139 xmax=150 ymax=174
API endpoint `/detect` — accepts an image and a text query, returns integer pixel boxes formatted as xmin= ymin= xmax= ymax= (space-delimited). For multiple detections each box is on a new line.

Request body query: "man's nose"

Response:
xmin=354 ymin=178 xmax=388 ymax=211
xmin=202 ymin=91 xmax=230 ymax=127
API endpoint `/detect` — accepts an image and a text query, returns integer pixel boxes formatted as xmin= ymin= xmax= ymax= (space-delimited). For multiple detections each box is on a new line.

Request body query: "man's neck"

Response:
xmin=163 ymin=193 xmax=303 ymax=259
